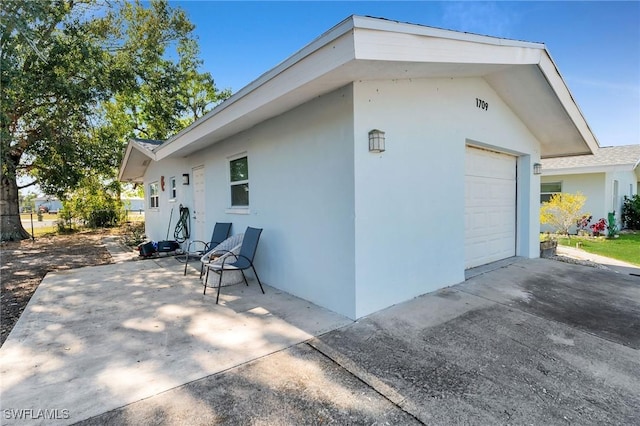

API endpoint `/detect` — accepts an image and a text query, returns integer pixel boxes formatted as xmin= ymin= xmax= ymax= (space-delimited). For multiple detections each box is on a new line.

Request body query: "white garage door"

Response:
xmin=464 ymin=146 xmax=516 ymax=269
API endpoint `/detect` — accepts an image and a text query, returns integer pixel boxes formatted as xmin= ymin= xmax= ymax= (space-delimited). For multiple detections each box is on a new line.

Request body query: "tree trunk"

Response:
xmin=1 ymin=166 xmax=32 ymax=241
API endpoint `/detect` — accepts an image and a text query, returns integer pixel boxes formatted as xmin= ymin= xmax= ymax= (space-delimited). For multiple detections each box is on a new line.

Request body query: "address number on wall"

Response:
xmin=476 ymin=98 xmax=489 ymax=111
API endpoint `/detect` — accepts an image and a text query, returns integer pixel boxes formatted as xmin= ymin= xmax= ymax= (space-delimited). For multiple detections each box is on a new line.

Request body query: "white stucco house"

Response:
xmin=34 ymin=196 xmax=63 ymax=213
xmin=541 ymin=144 xmax=640 ymax=229
xmin=119 ymin=16 xmax=598 ymax=319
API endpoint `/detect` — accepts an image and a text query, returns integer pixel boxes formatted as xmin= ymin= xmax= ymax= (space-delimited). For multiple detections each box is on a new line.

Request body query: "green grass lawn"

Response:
xmin=20 ymin=212 xmax=60 ymax=221
xmin=557 ymin=233 xmax=640 ymax=266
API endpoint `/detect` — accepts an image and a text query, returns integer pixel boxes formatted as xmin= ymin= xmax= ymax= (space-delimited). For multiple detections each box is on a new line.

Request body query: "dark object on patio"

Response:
xmin=157 ymin=240 xmax=180 ymax=254
xmin=204 ymin=227 xmax=265 ymax=304
xmin=138 ymin=241 xmax=156 ymax=257
xmin=184 ymin=222 xmax=232 ymax=276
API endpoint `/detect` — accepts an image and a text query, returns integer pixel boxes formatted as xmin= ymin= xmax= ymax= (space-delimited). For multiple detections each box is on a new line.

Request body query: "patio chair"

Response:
xmin=203 ymin=227 xmax=265 ymax=304
xmin=183 ymin=222 xmax=232 ymax=276
xmin=199 ymin=233 xmax=244 ymax=278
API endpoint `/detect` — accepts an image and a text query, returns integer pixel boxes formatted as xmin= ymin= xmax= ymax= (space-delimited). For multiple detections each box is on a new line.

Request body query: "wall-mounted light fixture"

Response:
xmin=368 ymin=129 xmax=386 ymax=153
xmin=182 ymin=173 xmax=190 ymax=185
xmin=533 ymin=163 xmax=542 ymax=175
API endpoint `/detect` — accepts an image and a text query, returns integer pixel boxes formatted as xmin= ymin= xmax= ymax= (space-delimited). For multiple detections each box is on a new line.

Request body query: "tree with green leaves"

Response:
xmin=1 ymin=0 xmax=230 ymax=241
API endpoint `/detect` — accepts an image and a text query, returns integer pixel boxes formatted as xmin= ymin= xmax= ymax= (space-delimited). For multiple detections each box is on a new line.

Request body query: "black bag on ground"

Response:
xmin=138 ymin=241 xmax=156 ymax=257
xmin=157 ymin=240 xmax=180 ymax=253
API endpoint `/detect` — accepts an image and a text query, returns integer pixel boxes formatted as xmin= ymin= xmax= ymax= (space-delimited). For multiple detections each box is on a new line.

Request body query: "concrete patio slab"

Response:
xmin=2 ymin=250 xmax=639 ymax=425
xmin=0 ymin=257 xmax=351 ymax=425
xmin=73 ymin=258 xmax=639 ymax=425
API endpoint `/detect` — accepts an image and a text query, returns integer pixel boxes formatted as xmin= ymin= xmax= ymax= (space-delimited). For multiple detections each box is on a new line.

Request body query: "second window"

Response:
xmin=230 ymin=156 xmax=249 ymax=207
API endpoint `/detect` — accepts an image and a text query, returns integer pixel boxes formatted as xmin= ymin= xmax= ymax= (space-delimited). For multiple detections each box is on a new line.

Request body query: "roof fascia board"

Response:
xmin=543 ymin=164 xmax=633 ymax=176
xmin=118 ymin=139 xmax=156 ymax=181
xmin=352 ymin=16 xmax=543 ymax=49
xmin=537 ymin=52 xmax=599 ymax=155
xmin=353 ymin=26 xmax=542 ymax=65
xmin=154 ymin=16 xmax=357 ymax=159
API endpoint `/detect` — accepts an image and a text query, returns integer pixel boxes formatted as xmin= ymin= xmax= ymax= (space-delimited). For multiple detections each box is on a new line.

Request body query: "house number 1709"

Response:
xmin=476 ymin=98 xmax=489 ymax=111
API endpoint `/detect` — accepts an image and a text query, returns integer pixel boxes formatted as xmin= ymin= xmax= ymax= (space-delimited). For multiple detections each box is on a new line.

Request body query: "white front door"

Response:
xmin=192 ymin=166 xmax=206 ymax=241
xmin=464 ymin=146 xmax=517 ymax=269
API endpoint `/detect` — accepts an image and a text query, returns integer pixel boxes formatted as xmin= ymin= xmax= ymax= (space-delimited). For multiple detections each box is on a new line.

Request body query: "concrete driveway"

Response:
xmin=1 ymin=247 xmax=638 ymax=425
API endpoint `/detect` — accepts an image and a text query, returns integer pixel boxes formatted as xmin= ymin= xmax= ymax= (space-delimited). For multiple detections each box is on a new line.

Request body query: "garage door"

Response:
xmin=464 ymin=146 xmax=516 ymax=269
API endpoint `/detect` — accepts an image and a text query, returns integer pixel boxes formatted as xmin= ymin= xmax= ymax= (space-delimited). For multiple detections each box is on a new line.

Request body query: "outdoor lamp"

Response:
xmin=182 ymin=173 xmax=190 ymax=185
xmin=533 ymin=163 xmax=542 ymax=175
xmin=368 ymin=129 xmax=386 ymax=153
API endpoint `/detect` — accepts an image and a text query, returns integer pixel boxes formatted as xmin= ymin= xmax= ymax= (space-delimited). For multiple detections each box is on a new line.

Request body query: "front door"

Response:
xmin=192 ymin=166 xmax=206 ymax=241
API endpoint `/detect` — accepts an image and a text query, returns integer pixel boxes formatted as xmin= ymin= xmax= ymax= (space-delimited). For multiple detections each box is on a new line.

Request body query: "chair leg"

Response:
xmin=216 ymin=270 xmax=224 ymax=304
xmin=184 ymin=254 xmax=189 ymax=276
xmin=199 ymin=263 xmax=205 ymax=279
xmin=203 ymin=267 xmax=209 ymax=295
xmin=252 ymin=266 xmax=265 ymax=294
xmin=240 ymin=270 xmax=249 ymax=287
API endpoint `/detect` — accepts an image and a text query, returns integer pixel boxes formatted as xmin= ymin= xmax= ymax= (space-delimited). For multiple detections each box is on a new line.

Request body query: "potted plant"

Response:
xmin=540 ymin=233 xmax=557 ymax=258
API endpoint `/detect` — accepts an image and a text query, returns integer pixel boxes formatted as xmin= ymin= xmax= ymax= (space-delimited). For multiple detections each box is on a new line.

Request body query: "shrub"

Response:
xmin=61 ymin=176 xmax=124 ymax=229
xmin=621 ymin=195 xmax=640 ymax=230
xmin=590 ymin=218 xmax=606 ymax=235
xmin=540 ymin=192 xmax=589 ymax=235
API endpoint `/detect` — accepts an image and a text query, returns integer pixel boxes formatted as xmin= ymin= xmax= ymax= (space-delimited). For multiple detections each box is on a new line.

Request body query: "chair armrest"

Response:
xmin=201 ymin=249 xmax=234 ymax=264
xmin=201 ymin=243 xmax=242 ymax=265
xmin=186 ymin=240 xmax=209 ymax=253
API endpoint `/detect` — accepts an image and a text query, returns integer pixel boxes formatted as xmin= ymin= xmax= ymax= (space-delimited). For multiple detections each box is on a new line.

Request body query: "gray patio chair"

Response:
xmin=200 ymin=233 xmax=244 ymax=279
xmin=183 ymin=222 xmax=232 ymax=276
xmin=203 ymin=227 xmax=265 ymax=304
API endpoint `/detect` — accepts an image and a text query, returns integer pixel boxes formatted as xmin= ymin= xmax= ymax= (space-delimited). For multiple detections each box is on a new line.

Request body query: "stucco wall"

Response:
xmin=145 ymin=86 xmax=357 ymax=318
xmin=352 ymin=77 xmax=541 ymax=318
xmin=144 ymin=158 xmax=191 ymax=241
xmin=606 ymin=171 xmax=638 ymax=226
xmin=144 ymin=77 xmax=543 ymax=320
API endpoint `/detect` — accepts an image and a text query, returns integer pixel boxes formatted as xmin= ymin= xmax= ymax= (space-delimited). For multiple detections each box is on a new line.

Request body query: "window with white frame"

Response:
xmin=149 ymin=182 xmax=159 ymax=209
xmin=229 ymin=156 xmax=249 ymax=207
xmin=169 ymin=176 xmax=177 ymax=201
xmin=540 ymin=182 xmax=561 ymax=203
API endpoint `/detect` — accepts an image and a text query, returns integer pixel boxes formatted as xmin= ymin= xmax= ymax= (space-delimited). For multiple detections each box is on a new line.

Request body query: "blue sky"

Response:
xmin=171 ymin=1 xmax=640 ymax=148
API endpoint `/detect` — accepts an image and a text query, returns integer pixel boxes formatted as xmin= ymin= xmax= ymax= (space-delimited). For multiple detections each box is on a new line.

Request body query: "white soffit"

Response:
xmin=154 ymin=15 xmax=598 ymax=160
xmin=118 ymin=140 xmax=156 ymax=183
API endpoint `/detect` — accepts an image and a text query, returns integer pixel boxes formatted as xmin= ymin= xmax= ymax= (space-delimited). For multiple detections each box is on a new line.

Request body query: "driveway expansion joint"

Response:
xmin=306 ymin=339 xmax=426 ymax=425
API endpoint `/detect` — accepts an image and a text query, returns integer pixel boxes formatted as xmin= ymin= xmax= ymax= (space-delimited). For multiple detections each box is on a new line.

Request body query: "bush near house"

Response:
xmin=622 ymin=195 xmax=640 ymax=230
xmin=540 ymin=192 xmax=588 ymax=236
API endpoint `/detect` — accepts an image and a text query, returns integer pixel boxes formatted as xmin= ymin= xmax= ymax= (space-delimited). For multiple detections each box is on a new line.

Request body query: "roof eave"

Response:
xmin=542 ymin=164 xmax=636 ymax=176
xmin=153 ymin=15 xmax=599 ymax=161
xmin=118 ymin=139 xmax=157 ymax=183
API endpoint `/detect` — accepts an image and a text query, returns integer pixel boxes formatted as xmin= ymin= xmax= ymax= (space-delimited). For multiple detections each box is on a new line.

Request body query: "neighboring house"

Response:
xmin=122 ymin=197 xmax=145 ymax=212
xmin=119 ymin=16 xmax=598 ymax=320
xmin=34 ymin=196 xmax=63 ymax=213
xmin=541 ymin=145 xmax=640 ymax=231
xmin=33 ymin=194 xmax=145 ymax=214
